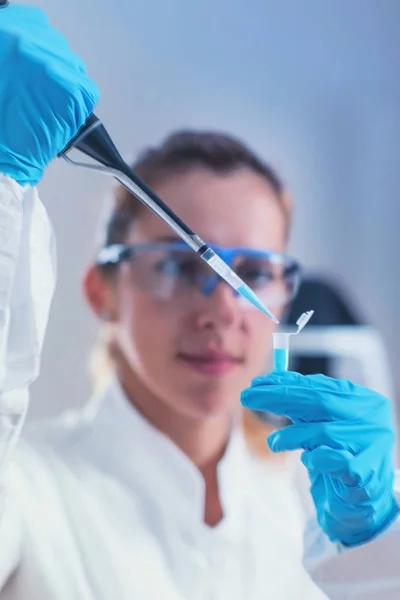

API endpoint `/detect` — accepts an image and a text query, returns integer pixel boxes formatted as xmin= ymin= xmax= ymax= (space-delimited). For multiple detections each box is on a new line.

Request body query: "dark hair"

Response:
xmin=102 ymin=129 xmax=291 ymax=248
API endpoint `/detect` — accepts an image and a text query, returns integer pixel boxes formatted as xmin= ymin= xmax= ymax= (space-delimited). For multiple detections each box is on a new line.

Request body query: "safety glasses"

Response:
xmin=97 ymin=241 xmax=301 ymax=309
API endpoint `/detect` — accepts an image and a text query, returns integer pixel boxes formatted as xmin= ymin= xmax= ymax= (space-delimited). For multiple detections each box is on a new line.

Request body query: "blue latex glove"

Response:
xmin=241 ymin=371 xmax=400 ymax=547
xmin=0 ymin=4 xmax=99 ymax=185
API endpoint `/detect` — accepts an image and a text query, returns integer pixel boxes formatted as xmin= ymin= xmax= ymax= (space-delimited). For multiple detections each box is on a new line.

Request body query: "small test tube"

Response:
xmin=272 ymin=333 xmax=290 ymax=372
xmin=272 ymin=310 xmax=314 ymax=372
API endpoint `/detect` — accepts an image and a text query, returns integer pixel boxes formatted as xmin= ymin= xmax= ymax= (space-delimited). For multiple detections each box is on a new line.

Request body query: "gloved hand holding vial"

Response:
xmin=242 ymin=308 xmax=399 ymax=547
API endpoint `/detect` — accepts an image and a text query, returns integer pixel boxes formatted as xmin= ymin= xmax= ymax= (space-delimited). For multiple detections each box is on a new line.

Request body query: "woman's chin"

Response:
xmin=179 ymin=382 xmax=240 ymax=419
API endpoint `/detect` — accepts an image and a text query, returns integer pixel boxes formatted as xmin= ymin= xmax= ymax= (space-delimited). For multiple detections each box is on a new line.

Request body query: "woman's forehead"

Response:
xmin=127 ymin=168 xmax=287 ymax=250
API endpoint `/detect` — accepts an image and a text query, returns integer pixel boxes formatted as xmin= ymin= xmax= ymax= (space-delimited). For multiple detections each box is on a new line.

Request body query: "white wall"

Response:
xmin=26 ymin=0 xmax=400 ymax=417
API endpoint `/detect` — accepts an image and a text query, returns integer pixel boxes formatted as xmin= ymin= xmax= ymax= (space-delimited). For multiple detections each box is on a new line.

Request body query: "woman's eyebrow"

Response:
xmin=151 ymin=234 xmax=182 ymax=243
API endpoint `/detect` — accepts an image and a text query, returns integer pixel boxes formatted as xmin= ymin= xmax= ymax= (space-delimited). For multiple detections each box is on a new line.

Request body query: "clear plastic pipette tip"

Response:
xmin=201 ymin=248 xmax=279 ymax=323
xmin=237 ymin=283 xmax=279 ymax=324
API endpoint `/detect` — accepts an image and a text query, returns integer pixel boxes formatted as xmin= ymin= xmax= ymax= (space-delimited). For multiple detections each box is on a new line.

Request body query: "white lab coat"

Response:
xmin=0 ymin=175 xmax=399 ymax=599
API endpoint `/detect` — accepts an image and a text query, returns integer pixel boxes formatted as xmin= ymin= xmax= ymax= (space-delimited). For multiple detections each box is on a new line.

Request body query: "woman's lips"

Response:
xmin=177 ymin=352 xmax=243 ymax=375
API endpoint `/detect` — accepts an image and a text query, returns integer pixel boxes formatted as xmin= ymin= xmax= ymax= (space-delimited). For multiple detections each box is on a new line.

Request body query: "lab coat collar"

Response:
xmin=91 ymin=377 xmax=251 ymax=539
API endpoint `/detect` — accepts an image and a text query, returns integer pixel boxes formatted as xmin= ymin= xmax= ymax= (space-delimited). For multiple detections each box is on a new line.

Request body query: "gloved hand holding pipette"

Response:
xmin=241 ymin=363 xmax=400 ymax=547
xmin=0 ymin=4 xmax=99 ymax=185
xmin=0 ymin=2 xmax=279 ymax=322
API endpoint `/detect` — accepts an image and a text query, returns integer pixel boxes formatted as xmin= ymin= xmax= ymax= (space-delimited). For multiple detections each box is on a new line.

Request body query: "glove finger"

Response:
xmin=1 ymin=6 xmax=87 ymax=74
xmin=0 ymin=5 xmax=49 ymax=28
xmin=302 ymin=445 xmax=354 ymax=476
xmin=267 ymin=421 xmax=389 ymax=454
xmin=346 ymin=435 xmax=395 ymax=493
xmin=309 ymin=478 xmax=369 ymax=524
xmin=252 ymin=371 xmax=332 ymax=389
xmin=242 ymin=372 xmax=390 ymax=423
xmin=303 ymin=437 xmax=395 ymax=491
xmin=251 ymin=371 xmax=356 ymax=392
xmin=241 ymin=382 xmax=325 ymax=421
xmin=309 ymin=474 xmax=330 ymax=522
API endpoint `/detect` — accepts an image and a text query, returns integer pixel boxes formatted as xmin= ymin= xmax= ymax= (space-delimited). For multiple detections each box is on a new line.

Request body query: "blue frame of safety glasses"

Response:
xmin=97 ymin=240 xmax=301 ymax=302
xmin=97 ymin=241 xmax=299 ymax=271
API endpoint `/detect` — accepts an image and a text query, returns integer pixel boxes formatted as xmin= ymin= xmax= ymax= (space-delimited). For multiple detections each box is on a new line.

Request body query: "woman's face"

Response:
xmin=101 ymin=168 xmax=287 ymax=420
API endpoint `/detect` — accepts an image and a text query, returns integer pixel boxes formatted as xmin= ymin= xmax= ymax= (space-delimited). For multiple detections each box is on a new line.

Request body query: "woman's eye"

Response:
xmin=238 ymin=265 xmax=273 ymax=284
xmin=154 ymin=258 xmax=180 ymax=275
xmin=155 ymin=256 xmax=197 ymax=278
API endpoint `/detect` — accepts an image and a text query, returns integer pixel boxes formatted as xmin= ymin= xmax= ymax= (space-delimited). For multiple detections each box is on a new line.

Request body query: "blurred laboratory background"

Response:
xmin=29 ymin=0 xmax=400 ymax=420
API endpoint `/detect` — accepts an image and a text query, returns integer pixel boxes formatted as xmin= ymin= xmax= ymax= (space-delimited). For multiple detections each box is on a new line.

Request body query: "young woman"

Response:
xmin=0 ymin=5 xmax=399 ymax=599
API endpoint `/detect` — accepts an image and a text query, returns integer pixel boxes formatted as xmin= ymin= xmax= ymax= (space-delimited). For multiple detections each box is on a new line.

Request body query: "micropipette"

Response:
xmin=272 ymin=310 xmax=314 ymax=371
xmin=60 ymin=114 xmax=279 ymax=323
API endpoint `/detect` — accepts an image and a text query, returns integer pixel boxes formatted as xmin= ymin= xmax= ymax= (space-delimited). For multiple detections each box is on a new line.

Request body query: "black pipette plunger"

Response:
xmin=62 ymin=114 xmax=197 ymax=240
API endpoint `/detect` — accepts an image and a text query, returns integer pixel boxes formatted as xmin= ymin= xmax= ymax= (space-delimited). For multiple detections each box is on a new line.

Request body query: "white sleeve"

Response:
xmin=304 ymin=475 xmax=400 ymax=599
xmin=0 ymin=175 xmax=56 ymax=586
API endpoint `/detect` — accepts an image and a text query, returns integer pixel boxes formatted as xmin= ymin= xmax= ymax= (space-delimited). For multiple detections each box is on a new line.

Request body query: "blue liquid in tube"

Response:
xmin=273 ymin=348 xmax=289 ymax=372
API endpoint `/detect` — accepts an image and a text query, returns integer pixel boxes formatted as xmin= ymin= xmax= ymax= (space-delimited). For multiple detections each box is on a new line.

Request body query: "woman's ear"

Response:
xmin=82 ymin=265 xmax=118 ymax=322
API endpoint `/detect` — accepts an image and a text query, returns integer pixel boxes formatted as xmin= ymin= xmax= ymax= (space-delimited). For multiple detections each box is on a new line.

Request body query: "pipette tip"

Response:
xmin=237 ymin=284 xmax=279 ymax=324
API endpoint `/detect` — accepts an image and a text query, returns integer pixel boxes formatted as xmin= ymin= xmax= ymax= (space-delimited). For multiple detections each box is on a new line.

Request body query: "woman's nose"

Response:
xmin=195 ymin=281 xmax=241 ymax=330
